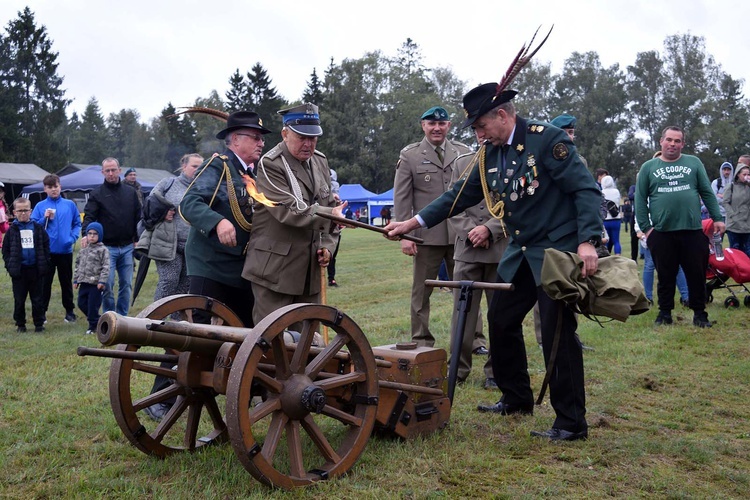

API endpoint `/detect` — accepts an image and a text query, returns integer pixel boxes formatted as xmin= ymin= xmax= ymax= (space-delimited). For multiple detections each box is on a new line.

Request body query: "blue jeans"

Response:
xmin=726 ymin=230 xmax=750 ymax=257
xmin=641 ymin=243 xmax=688 ymax=302
xmin=104 ymin=244 xmax=133 ymax=316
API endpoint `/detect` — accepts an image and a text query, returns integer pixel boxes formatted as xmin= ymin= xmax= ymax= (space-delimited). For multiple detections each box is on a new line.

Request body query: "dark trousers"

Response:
xmin=489 ymin=259 xmax=586 ymax=432
xmin=328 ymin=235 xmax=341 ymax=282
xmin=630 ymin=224 xmax=639 ymax=261
xmin=12 ymin=266 xmax=45 ymax=328
xmin=77 ymin=283 xmax=103 ymax=330
xmin=43 ymin=253 xmax=75 ymax=314
xmin=648 ymin=229 xmax=708 ymax=311
xmin=188 ymin=275 xmax=254 ymax=327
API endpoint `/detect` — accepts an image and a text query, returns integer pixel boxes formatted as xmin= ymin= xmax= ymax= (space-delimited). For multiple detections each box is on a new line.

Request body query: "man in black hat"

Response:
xmin=243 ymin=103 xmax=345 ymax=325
xmin=385 ymin=83 xmax=602 ymax=441
xmin=179 ymin=110 xmax=271 ymax=329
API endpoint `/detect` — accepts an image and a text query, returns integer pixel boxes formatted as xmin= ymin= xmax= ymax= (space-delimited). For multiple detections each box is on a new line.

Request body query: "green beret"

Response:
xmin=421 ymin=106 xmax=449 ymax=121
xmin=550 ymin=114 xmax=576 ymax=129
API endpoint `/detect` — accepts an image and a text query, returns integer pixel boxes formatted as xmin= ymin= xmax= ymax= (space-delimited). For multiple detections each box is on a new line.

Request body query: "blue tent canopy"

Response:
xmin=338 ymin=184 xmax=377 ymax=221
xmin=21 ymin=165 xmax=157 ymax=195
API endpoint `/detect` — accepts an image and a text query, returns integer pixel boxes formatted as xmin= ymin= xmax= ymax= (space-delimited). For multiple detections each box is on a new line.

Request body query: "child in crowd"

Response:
xmin=2 ymin=197 xmax=51 ymax=332
xmin=73 ymin=222 xmax=110 ymax=335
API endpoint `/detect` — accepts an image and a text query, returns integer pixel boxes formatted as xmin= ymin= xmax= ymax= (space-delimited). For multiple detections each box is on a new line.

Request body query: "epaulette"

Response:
xmin=455 ymin=151 xmax=476 ymax=161
xmin=400 ymin=142 xmax=420 ymax=153
xmin=313 ymin=149 xmax=327 ymax=159
xmin=207 ymin=153 xmax=229 ymax=165
xmin=449 ymin=139 xmax=470 ymax=149
xmin=528 ymin=123 xmax=546 ymax=134
xmin=264 ymin=145 xmax=283 ymax=160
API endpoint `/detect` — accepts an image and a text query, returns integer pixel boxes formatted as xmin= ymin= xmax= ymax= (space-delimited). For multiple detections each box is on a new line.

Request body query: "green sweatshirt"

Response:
xmin=635 ymin=154 xmax=722 ymax=233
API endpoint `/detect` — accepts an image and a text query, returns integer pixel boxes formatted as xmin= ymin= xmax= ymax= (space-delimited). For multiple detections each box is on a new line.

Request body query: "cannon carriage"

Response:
xmin=78 ymin=294 xmax=451 ymax=490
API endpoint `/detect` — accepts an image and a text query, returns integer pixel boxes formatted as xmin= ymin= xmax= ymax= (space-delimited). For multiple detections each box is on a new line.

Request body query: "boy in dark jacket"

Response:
xmin=2 ymin=198 xmax=51 ymax=332
xmin=73 ymin=222 xmax=110 ymax=335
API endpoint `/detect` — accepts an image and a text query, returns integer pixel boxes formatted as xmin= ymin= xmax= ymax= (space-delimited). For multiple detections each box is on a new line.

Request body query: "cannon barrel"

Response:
xmin=97 ymin=312 xmax=251 ymax=353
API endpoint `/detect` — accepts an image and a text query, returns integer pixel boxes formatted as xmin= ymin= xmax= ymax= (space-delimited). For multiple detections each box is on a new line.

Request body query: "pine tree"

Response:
xmin=0 ymin=7 xmax=69 ymax=169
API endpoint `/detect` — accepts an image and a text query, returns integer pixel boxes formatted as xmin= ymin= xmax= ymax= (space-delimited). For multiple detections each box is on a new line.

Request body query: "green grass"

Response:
xmin=1 ymin=226 xmax=749 ymax=498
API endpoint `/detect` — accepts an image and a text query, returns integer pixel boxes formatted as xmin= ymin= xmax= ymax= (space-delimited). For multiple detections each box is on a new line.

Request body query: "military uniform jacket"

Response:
xmin=393 ymin=137 xmax=471 ymax=245
xmin=420 ymin=118 xmax=602 ymax=285
xmin=242 ymin=141 xmax=338 ymax=296
xmin=448 ymin=152 xmax=507 ymax=264
xmin=180 ymin=149 xmax=254 ymax=288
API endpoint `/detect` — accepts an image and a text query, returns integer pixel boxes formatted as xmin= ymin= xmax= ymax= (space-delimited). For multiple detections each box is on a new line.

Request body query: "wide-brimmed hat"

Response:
xmin=279 ymin=103 xmax=322 ymax=137
xmin=216 ymin=111 xmax=272 ymax=140
xmin=461 ymin=83 xmax=517 ymax=129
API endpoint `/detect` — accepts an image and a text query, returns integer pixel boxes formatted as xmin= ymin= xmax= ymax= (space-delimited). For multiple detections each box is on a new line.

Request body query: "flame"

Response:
xmin=242 ymin=174 xmax=278 ymax=207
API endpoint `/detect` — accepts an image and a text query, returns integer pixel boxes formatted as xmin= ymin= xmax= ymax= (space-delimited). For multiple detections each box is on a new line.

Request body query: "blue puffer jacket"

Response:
xmin=31 ymin=196 xmax=81 ymax=254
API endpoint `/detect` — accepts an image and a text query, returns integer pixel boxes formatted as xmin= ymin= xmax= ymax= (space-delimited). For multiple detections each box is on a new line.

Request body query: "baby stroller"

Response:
xmin=702 ymin=219 xmax=750 ymax=308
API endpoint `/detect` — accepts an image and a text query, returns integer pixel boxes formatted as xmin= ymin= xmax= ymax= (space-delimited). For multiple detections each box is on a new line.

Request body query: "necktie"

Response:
xmin=436 ymin=146 xmax=444 ymax=165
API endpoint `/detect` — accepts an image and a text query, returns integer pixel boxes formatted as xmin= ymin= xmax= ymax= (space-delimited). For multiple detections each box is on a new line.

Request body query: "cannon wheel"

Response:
xmin=226 ymin=303 xmax=379 ymax=489
xmin=109 ymin=294 xmax=243 ymax=458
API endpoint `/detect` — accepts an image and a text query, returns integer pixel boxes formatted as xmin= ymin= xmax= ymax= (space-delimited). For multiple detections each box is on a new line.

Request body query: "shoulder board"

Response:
xmin=456 ymin=151 xmax=476 ymax=161
xmin=400 ymin=142 xmax=420 ymax=153
xmin=449 ymin=140 xmax=471 ymax=151
xmin=527 ymin=123 xmax=546 ymax=135
xmin=313 ymin=149 xmax=327 ymax=159
xmin=264 ymin=146 xmax=283 ymax=160
xmin=205 ymin=153 xmax=228 ymax=166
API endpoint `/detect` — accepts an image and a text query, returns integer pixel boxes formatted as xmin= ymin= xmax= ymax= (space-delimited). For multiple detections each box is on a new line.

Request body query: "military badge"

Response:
xmin=510 ymin=192 xmax=519 ymax=201
xmin=516 ymin=144 xmax=524 ymax=153
xmin=425 ymin=174 xmax=431 ymax=182
xmin=527 ymin=155 xmax=536 ymax=167
xmin=552 ymin=142 xmax=569 ymax=160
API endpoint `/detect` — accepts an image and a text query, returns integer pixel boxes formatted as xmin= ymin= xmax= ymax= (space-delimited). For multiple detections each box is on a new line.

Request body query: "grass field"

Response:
xmin=1 ymin=226 xmax=749 ymax=498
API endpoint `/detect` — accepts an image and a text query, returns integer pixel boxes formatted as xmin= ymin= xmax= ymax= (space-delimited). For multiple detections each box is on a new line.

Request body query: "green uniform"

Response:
xmin=180 ymin=150 xmax=254 ymax=288
xmin=420 ymin=118 xmax=602 ymax=284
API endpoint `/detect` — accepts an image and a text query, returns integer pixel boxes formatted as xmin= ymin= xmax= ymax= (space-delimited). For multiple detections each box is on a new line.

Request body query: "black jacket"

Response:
xmin=82 ymin=180 xmax=141 ymax=247
xmin=2 ymin=221 xmax=50 ymax=278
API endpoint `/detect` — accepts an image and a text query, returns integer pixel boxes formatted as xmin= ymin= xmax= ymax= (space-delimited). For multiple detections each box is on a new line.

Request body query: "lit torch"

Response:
xmin=241 ymin=174 xmax=278 ymax=207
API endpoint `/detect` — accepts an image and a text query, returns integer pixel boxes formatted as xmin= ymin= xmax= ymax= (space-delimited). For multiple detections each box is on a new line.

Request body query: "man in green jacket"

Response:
xmin=180 ymin=111 xmax=271 ymax=328
xmin=386 ymin=82 xmax=602 ymax=441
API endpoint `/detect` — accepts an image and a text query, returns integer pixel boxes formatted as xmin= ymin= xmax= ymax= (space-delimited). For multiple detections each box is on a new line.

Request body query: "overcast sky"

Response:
xmin=2 ymin=0 xmax=748 ymax=122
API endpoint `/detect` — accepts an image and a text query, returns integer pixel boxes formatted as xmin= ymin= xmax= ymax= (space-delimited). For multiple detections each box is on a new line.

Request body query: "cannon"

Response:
xmin=77 ymin=294 xmax=451 ymax=489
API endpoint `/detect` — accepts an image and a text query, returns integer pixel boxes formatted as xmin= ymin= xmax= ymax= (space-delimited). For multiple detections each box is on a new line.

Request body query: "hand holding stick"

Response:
xmin=316 ymin=211 xmax=424 ymax=244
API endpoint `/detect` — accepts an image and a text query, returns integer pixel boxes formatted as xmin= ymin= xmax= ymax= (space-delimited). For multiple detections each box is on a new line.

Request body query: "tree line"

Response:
xmin=2 ymin=7 xmax=749 ymax=194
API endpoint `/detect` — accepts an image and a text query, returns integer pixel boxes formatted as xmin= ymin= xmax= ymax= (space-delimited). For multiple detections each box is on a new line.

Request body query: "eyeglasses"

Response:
xmin=15 ymin=209 xmax=30 ymax=213
xmin=235 ymin=132 xmax=264 ymax=142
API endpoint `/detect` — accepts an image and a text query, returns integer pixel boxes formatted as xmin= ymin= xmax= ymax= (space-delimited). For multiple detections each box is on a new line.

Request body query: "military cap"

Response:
xmin=216 ymin=111 xmax=272 ymax=140
xmin=421 ymin=106 xmax=449 ymax=121
xmin=124 ymin=167 xmax=136 ymax=177
xmin=550 ymin=114 xmax=576 ymax=129
xmin=461 ymin=83 xmax=518 ymax=129
xmin=279 ymin=103 xmax=322 ymax=137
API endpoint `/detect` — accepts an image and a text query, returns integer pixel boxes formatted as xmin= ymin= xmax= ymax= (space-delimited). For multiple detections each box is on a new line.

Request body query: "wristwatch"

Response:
xmin=583 ymin=237 xmax=601 ymax=248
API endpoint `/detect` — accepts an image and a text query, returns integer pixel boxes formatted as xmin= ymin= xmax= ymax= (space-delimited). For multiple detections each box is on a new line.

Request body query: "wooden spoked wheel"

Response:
xmin=109 ymin=294 xmax=243 ymax=457
xmin=226 ymin=303 xmax=378 ymax=489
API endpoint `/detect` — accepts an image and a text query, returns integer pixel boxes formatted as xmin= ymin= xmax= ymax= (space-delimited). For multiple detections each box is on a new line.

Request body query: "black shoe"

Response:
xmin=483 ymin=377 xmax=498 ymax=390
xmin=143 ymin=403 xmax=172 ymax=422
xmin=16 ymin=326 xmax=27 ymax=333
xmin=472 ymin=346 xmax=489 ymax=356
xmin=530 ymin=428 xmax=588 ymax=441
xmin=35 ymin=326 xmax=45 ymax=333
xmin=654 ymin=311 xmax=673 ymax=325
xmin=64 ymin=312 xmax=77 ymax=323
xmin=328 ymin=279 xmax=338 ymax=287
xmin=477 ymin=400 xmax=533 ymax=415
xmin=693 ymin=310 xmax=712 ymax=328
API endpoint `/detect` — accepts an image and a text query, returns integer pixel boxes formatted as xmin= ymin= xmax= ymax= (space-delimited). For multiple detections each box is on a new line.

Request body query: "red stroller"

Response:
xmin=702 ymin=219 xmax=750 ymax=308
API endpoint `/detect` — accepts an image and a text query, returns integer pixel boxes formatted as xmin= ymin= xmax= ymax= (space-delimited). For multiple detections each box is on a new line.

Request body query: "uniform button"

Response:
xmin=514 ymin=230 xmax=520 ymax=235
xmin=506 ymin=212 xmax=511 ymax=217
xmin=501 ymin=193 xmax=506 ymax=198
xmin=521 ymin=246 xmax=527 ymax=251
